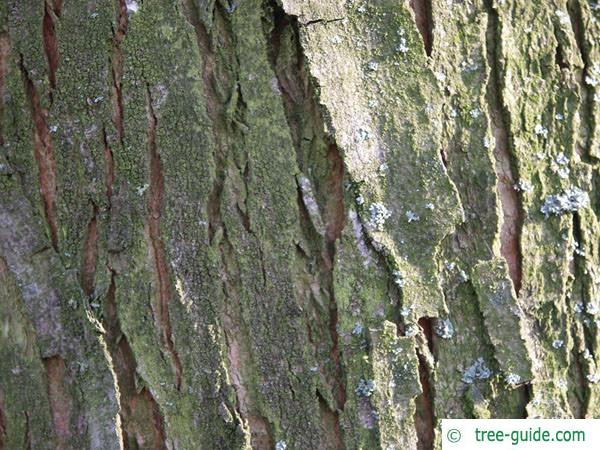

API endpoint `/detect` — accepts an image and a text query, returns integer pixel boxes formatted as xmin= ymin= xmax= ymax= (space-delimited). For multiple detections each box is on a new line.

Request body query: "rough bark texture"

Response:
xmin=1 ymin=0 xmax=600 ymax=449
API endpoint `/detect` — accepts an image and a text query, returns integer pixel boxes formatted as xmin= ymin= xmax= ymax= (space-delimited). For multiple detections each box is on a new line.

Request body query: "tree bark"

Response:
xmin=1 ymin=0 xmax=599 ymax=449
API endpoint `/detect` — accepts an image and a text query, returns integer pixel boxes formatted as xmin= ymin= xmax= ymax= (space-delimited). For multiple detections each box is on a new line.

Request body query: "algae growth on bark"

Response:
xmin=1 ymin=0 xmax=600 ymax=449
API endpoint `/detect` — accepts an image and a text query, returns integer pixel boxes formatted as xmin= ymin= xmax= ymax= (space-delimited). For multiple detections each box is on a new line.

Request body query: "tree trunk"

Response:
xmin=1 ymin=0 xmax=599 ymax=449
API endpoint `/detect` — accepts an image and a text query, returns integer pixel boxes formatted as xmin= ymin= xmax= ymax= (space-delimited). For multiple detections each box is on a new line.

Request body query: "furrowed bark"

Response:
xmin=20 ymin=58 xmax=58 ymax=250
xmin=2 ymin=1 xmax=600 ymax=449
xmin=145 ymin=86 xmax=182 ymax=391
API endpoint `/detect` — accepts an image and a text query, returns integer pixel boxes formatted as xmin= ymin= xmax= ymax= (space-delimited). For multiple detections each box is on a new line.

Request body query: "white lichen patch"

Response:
xmin=349 ymin=209 xmax=372 ymax=264
xmin=137 ymin=183 xmax=149 ymax=196
xmin=461 ymin=358 xmax=492 ymax=384
xmin=585 ymin=63 xmax=600 ymax=87
xmin=355 ymin=378 xmax=375 ymax=397
xmin=396 ymin=28 xmax=409 ymax=54
xmin=555 ymin=152 xmax=569 ymax=165
xmin=514 ymin=179 xmax=533 ymax=193
xmin=368 ymin=202 xmax=391 ymax=230
xmin=405 ymin=210 xmax=420 ymax=223
xmin=298 ymin=175 xmax=325 ymax=235
xmin=505 ymin=373 xmax=522 ymax=386
xmin=469 ymin=108 xmax=481 ymax=118
xmin=125 ymin=0 xmax=139 ymax=14
xmin=367 ymin=60 xmax=379 ymax=71
xmin=434 ymin=318 xmax=454 ymax=339
xmin=587 ymin=373 xmax=600 ymax=384
xmin=534 ymin=123 xmax=549 ymax=138
xmin=540 ymin=187 xmax=589 ymax=217
xmin=355 ymin=127 xmax=371 ymax=143
xmin=393 ymin=270 xmax=406 ymax=288
xmin=405 ymin=324 xmax=419 ymax=337
xmin=555 ymin=9 xmax=570 ymax=25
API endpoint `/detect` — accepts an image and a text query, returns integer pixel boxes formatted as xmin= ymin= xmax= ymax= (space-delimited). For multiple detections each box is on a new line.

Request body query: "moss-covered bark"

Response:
xmin=1 ymin=0 xmax=599 ymax=449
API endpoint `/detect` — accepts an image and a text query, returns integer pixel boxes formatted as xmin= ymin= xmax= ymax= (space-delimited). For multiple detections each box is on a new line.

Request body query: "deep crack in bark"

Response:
xmin=409 ymin=0 xmax=433 ymax=56
xmin=266 ymin=2 xmax=347 ymax=446
xmin=20 ymin=57 xmax=59 ymax=250
xmin=146 ymin=85 xmax=182 ymax=391
xmin=567 ymin=0 xmax=596 ymax=162
xmin=485 ymin=1 xmax=523 ymax=295
xmin=42 ymin=355 xmax=71 ymax=450
xmin=0 ymin=390 xmax=6 ymax=450
xmin=103 ymin=128 xmax=115 ymax=206
xmin=104 ymin=270 xmax=168 ymax=449
xmin=0 ymin=32 xmax=9 ymax=146
xmin=80 ymin=202 xmax=99 ymax=297
xmin=111 ymin=0 xmax=128 ymax=142
xmin=42 ymin=0 xmax=61 ymax=92
xmin=415 ymin=317 xmax=435 ymax=450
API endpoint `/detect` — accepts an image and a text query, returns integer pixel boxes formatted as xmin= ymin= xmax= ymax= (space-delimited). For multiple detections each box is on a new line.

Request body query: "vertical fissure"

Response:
xmin=42 ymin=0 xmax=61 ymax=92
xmin=415 ymin=317 xmax=435 ymax=450
xmin=0 ymin=390 xmax=6 ymax=450
xmin=181 ymin=0 xmax=231 ymax=244
xmin=104 ymin=270 xmax=168 ymax=450
xmin=569 ymin=213 xmax=592 ymax=417
xmin=111 ymin=0 xmax=128 ymax=142
xmin=23 ymin=411 xmax=32 ymax=450
xmin=409 ymin=0 xmax=433 ymax=56
xmin=19 ymin=57 xmax=59 ymax=251
xmin=484 ymin=1 xmax=523 ymax=295
xmin=146 ymin=85 xmax=182 ymax=391
xmin=182 ymin=2 xmax=273 ymax=444
xmin=324 ymin=142 xmax=347 ymax=416
xmin=316 ymin=389 xmax=344 ymax=450
xmin=265 ymin=3 xmax=348 ymax=446
xmin=566 ymin=0 xmax=596 ymax=162
xmin=0 ymin=31 xmax=10 ymax=146
xmin=102 ymin=128 xmax=115 ymax=206
xmin=42 ymin=355 xmax=71 ymax=450
xmin=220 ymin=234 xmax=275 ymax=449
xmin=80 ymin=202 xmax=99 ymax=297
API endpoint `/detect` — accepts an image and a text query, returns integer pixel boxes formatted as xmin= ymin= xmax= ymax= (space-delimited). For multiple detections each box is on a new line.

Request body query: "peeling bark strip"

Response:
xmin=485 ymin=2 xmax=523 ymax=294
xmin=409 ymin=0 xmax=433 ymax=56
xmin=104 ymin=272 xmax=167 ymax=449
xmin=20 ymin=58 xmax=59 ymax=250
xmin=42 ymin=0 xmax=61 ymax=90
xmin=42 ymin=356 xmax=71 ymax=450
xmin=111 ymin=0 xmax=128 ymax=140
xmin=145 ymin=87 xmax=182 ymax=391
